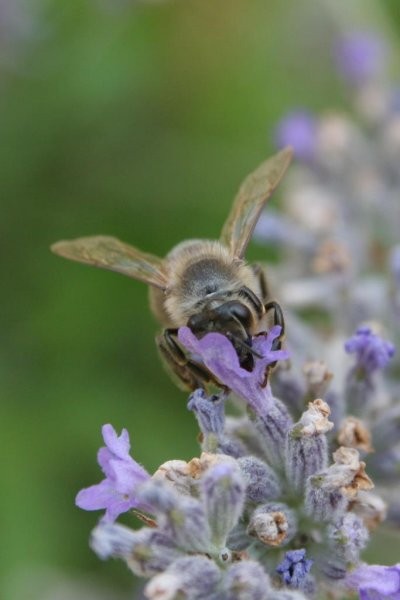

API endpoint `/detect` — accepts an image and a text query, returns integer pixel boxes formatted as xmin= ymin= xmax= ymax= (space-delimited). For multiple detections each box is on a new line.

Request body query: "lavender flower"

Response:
xmin=345 ymin=326 xmax=395 ymax=373
xmin=178 ymin=325 xmax=289 ymax=416
xmin=276 ymin=549 xmax=313 ymax=589
xmin=346 ymin=563 xmax=400 ymax=599
xmin=275 ymin=111 xmax=317 ymax=160
xmin=75 ymin=424 xmax=150 ymax=522
xmin=334 ymin=32 xmax=386 ymax=85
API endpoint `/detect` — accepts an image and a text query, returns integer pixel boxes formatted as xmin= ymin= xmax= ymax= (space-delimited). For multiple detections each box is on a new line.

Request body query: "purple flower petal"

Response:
xmin=76 ymin=424 xmax=151 ymax=522
xmin=276 ymin=548 xmax=313 ymax=589
xmin=102 ymin=424 xmax=131 ymax=458
xmin=275 ymin=110 xmax=317 ymax=160
xmin=334 ymin=31 xmax=386 ymax=85
xmin=346 ymin=564 xmax=400 ymax=599
xmin=178 ymin=326 xmax=289 ymax=416
xmin=345 ymin=327 xmax=395 ymax=372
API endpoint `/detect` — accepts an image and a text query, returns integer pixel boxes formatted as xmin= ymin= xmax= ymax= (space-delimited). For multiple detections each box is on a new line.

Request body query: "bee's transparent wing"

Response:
xmin=220 ymin=147 xmax=292 ymax=258
xmin=51 ymin=235 xmax=168 ymax=289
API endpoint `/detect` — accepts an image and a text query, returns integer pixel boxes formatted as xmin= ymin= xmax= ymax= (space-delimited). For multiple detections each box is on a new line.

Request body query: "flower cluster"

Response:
xmin=76 ymin=319 xmax=397 ymax=599
xmin=260 ymin=28 xmax=400 ymax=530
xmin=75 ymin=30 xmax=400 ymax=600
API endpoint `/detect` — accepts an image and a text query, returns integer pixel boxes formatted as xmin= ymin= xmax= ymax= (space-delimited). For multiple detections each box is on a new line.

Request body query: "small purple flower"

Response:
xmin=76 ymin=424 xmax=150 ymax=523
xmin=178 ymin=326 xmax=289 ymax=416
xmin=345 ymin=326 xmax=395 ymax=372
xmin=334 ymin=31 xmax=386 ymax=85
xmin=275 ymin=110 xmax=317 ymax=160
xmin=276 ymin=549 xmax=313 ymax=589
xmin=346 ymin=563 xmax=400 ymax=599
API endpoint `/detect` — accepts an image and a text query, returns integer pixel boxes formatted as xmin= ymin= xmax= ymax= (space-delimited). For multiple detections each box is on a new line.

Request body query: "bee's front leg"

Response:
xmin=156 ymin=328 xmax=221 ymax=392
xmin=264 ymin=300 xmax=285 ymax=350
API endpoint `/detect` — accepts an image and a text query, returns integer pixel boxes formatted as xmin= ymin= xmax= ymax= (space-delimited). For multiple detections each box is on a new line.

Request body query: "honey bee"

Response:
xmin=51 ymin=147 xmax=292 ymax=390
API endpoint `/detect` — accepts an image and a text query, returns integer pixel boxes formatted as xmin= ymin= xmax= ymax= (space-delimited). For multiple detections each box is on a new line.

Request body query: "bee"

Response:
xmin=51 ymin=147 xmax=292 ymax=391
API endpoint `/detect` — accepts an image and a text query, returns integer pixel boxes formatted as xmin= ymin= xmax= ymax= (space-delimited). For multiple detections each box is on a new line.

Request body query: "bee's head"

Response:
xmin=187 ymin=300 xmax=257 ymax=370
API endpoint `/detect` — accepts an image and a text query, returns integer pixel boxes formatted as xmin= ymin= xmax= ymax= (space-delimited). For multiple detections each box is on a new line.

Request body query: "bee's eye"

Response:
xmin=230 ymin=302 xmax=252 ymax=326
xmin=214 ymin=301 xmax=252 ymax=328
xmin=187 ymin=314 xmax=205 ymax=331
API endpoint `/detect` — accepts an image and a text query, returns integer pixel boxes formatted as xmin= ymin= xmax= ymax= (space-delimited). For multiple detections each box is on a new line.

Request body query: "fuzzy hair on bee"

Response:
xmin=51 ymin=147 xmax=292 ymax=391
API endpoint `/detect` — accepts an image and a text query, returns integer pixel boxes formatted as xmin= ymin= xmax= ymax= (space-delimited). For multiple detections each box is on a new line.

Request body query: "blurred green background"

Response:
xmin=1 ymin=1 xmax=399 ymax=598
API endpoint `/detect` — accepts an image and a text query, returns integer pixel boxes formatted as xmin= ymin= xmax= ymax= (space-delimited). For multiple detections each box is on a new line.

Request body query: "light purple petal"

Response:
xmin=275 ymin=110 xmax=317 ymax=160
xmin=97 ymin=447 xmax=114 ymax=478
xmin=102 ymin=424 xmax=131 ymax=459
xmin=76 ymin=424 xmax=151 ymax=522
xmin=109 ymin=458 xmax=149 ymax=495
xmin=76 ymin=479 xmax=117 ymax=511
xmin=334 ymin=31 xmax=386 ymax=85
xmin=347 ymin=564 xmax=400 ymax=598
xmin=178 ymin=326 xmax=289 ymax=416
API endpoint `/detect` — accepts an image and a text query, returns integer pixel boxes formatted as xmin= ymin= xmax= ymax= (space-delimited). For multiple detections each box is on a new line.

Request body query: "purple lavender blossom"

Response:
xmin=275 ymin=111 xmax=316 ymax=160
xmin=345 ymin=326 xmax=395 ymax=372
xmin=334 ymin=32 xmax=386 ymax=85
xmin=75 ymin=424 xmax=150 ymax=522
xmin=178 ymin=326 xmax=289 ymax=416
xmin=276 ymin=549 xmax=313 ymax=589
xmin=346 ymin=563 xmax=400 ymax=599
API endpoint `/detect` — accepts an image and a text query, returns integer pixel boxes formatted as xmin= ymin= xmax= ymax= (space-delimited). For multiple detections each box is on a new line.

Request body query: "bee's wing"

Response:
xmin=51 ymin=235 xmax=168 ymax=289
xmin=220 ymin=146 xmax=292 ymax=258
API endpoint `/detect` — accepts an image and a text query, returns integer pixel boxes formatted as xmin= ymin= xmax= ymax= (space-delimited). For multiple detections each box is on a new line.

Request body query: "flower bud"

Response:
xmin=237 ymin=456 xmax=281 ymax=504
xmin=187 ymin=389 xmax=226 ymax=452
xmin=337 ymin=417 xmax=373 ymax=453
xmin=350 ymin=490 xmax=387 ymax=529
xmin=305 ymin=447 xmax=373 ymax=522
xmin=144 ymin=556 xmax=221 ymax=600
xmin=285 ymin=399 xmax=333 ymax=492
xmin=90 ymin=523 xmax=182 ymax=577
xmin=250 ymin=397 xmax=293 ymax=467
xmin=247 ymin=502 xmax=297 ymax=547
xmin=223 ymin=560 xmax=271 ymax=600
xmin=327 ymin=513 xmax=369 ymax=565
xmin=201 ymin=461 xmax=245 ymax=549
xmin=138 ymin=479 xmax=211 ymax=553
xmin=152 ymin=460 xmax=193 ymax=496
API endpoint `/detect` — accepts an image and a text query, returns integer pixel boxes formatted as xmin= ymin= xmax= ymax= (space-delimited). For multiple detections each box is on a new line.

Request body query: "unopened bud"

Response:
xmin=248 ymin=502 xmax=297 ymax=547
xmin=285 ymin=400 xmax=333 ymax=492
xmin=238 ymin=456 xmax=281 ymax=504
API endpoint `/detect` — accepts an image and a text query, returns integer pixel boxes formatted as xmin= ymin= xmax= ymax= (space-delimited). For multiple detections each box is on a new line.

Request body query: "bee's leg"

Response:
xmin=238 ymin=285 xmax=264 ymax=319
xmin=264 ymin=300 xmax=285 ymax=351
xmin=156 ymin=328 xmax=220 ymax=391
xmin=251 ymin=263 xmax=270 ymax=304
xmin=260 ymin=301 xmax=286 ymax=387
